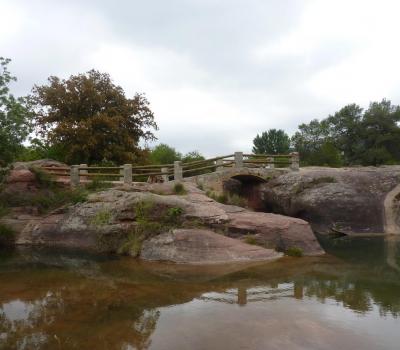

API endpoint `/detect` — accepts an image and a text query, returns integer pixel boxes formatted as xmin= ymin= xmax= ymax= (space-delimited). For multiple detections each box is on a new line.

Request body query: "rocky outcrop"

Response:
xmin=141 ymin=229 xmax=282 ymax=264
xmin=260 ymin=166 xmax=400 ymax=235
xmin=3 ymin=181 xmax=323 ymax=260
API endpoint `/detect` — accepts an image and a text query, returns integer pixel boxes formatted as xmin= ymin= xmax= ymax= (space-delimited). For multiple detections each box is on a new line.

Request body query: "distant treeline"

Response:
xmin=253 ymin=100 xmax=400 ymax=167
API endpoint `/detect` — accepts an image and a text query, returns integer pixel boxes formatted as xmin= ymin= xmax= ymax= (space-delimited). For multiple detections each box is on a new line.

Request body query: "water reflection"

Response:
xmin=0 ymin=237 xmax=400 ymax=349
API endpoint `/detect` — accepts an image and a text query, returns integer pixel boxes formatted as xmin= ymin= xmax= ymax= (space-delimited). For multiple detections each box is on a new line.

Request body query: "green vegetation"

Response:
xmin=117 ymin=231 xmax=143 ymax=257
xmin=149 ymin=144 xmax=205 ymax=165
xmin=0 ymin=58 xmax=32 ymax=167
xmin=85 ymin=177 xmax=113 ymax=192
xmin=206 ymin=191 xmax=247 ymax=207
xmin=253 ymin=129 xmax=290 ymax=155
xmin=286 ymin=247 xmax=303 ymax=257
xmin=90 ymin=210 xmax=113 ymax=227
xmin=173 ymin=183 xmax=187 ymax=195
xmin=292 ymin=100 xmax=400 ymax=166
xmin=115 ymin=200 xmax=185 ymax=256
xmin=244 ymin=235 xmax=258 ymax=245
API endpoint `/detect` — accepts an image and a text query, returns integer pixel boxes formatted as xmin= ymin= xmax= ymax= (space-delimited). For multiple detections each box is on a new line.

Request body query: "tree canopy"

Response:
xmin=291 ymin=99 xmax=400 ymax=166
xmin=29 ymin=70 xmax=157 ymax=165
xmin=0 ymin=58 xmax=31 ymax=166
xmin=252 ymin=129 xmax=290 ymax=154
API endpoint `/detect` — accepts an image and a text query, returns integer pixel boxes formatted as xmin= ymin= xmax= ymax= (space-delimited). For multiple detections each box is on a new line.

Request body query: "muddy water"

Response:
xmin=1 ymin=236 xmax=400 ymax=350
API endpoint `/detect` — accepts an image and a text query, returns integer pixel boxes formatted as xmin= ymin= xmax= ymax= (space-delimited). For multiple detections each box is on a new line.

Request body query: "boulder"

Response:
xmin=260 ymin=166 xmax=400 ymax=234
xmin=141 ymin=229 xmax=283 ymax=264
xmin=6 ymin=169 xmax=35 ymax=183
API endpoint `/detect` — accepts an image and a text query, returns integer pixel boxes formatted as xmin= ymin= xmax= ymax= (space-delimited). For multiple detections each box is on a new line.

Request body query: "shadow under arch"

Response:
xmin=223 ymin=174 xmax=267 ymax=210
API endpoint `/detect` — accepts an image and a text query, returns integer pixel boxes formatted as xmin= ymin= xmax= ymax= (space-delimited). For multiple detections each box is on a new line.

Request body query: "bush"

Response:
xmin=173 ymin=183 xmax=187 ymax=195
xmin=286 ymin=246 xmax=303 ymax=257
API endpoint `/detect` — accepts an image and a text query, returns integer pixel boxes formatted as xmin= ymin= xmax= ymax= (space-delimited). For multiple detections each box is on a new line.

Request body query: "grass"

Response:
xmin=244 ymin=235 xmax=258 ymax=245
xmin=90 ymin=210 xmax=113 ymax=227
xmin=117 ymin=231 xmax=143 ymax=257
xmin=173 ymin=183 xmax=187 ymax=195
xmin=206 ymin=191 xmax=247 ymax=207
xmin=285 ymin=246 xmax=303 ymax=257
xmin=115 ymin=201 xmax=185 ymax=256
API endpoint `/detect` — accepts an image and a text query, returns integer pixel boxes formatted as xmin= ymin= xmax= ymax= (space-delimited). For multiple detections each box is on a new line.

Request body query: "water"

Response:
xmin=1 ymin=236 xmax=400 ymax=350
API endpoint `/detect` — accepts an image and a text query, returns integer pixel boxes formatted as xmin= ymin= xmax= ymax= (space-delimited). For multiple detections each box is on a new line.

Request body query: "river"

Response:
xmin=1 ymin=235 xmax=400 ymax=349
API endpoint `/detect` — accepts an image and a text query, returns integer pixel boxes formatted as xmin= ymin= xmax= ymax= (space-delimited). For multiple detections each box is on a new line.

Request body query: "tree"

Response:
xmin=0 ymin=57 xmax=31 ymax=166
xmin=182 ymin=150 xmax=205 ymax=163
xmin=252 ymin=129 xmax=290 ymax=154
xmin=29 ymin=70 xmax=157 ymax=165
xmin=149 ymin=144 xmax=181 ymax=164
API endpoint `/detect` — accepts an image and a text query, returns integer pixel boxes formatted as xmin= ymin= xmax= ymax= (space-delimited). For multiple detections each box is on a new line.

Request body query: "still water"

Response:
xmin=1 ymin=235 xmax=400 ymax=350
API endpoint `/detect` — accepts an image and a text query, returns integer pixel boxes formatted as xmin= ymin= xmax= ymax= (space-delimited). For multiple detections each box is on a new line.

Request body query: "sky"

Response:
xmin=1 ymin=0 xmax=400 ymax=156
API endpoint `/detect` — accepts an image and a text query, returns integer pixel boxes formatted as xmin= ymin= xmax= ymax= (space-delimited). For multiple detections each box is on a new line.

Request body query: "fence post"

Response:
xmin=174 ymin=161 xmax=183 ymax=181
xmin=234 ymin=152 xmax=243 ymax=168
xmin=119 ymin=166 xmax=124 ymax=182
xmin=216 ymin=158 xmax=224 ymax=172
xmin=161 ymin=167 xmax=169 ymax=182
xmin=267 ymin=157 xmax=274 ymax=169
xmin=290 ymin=152 xmax=300 ymax=171
xmin=79 ymin=164 xmax=87 ymax=182
xmin=70 ymin=165 xmax=80 ymax=188
xmin=123 ymin=164 xmax=132 ymax=184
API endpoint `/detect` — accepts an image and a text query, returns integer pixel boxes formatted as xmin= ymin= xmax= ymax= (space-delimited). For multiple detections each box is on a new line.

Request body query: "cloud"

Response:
xmin=2 ymin=0 xmax=400 ymax=156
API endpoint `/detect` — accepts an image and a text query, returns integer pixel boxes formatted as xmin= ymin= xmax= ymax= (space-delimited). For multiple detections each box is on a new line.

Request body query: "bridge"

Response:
xmin=40 ymin=152 xmax=299 ymax=192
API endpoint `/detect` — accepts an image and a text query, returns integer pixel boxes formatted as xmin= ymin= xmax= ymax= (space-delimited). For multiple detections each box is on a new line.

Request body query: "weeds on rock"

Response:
xmin=285 ymin=246 xmax=303 ymax=257
xmin=206 ymin=191 xmax=247 ymax=207
xmin=90 ymin=210 xmax=113 ymax=227
xmin=173 ymin=183 xmax=187 ymax=195
xmin=244 ymin=235 xmax=258 ymax=245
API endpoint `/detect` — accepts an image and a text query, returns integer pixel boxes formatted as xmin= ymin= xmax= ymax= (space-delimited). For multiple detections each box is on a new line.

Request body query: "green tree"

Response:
xmin=149 ymin=144 xmax=181 ymax=164
xmin=252 ymin=129 xmax=290 ymax=154
xmin=182 ymin=150 xmax=205 ymax=163
xmin=358 ymin=100 xmax=400 ymax=165
xmin=29 ymin=70 xmax=157 ymax=165
xmin=0 ymin=57 xmax=31 ymax=166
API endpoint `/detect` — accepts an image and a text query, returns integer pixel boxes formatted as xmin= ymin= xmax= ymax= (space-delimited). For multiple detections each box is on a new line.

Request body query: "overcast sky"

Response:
xmin=1 ymin=0 xmax=400 ymax=156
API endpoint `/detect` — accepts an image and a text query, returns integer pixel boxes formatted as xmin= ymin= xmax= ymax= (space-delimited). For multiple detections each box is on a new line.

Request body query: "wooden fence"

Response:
xmin=39 ymin=152 xmax=299 ymax=187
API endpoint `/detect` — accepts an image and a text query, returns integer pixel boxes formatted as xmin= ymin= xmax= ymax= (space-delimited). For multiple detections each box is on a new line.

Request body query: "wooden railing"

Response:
xmin=39 ymin=152 xmax=299 ymax=186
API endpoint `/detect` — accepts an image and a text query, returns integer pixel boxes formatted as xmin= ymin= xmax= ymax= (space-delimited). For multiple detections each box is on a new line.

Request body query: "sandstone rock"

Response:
xmin=225 ymin=211 xmax=323 ymax=255
xmin=12 ymin=159 xmax=68 ymax=170
xmin=260 ymin=166 xmax=400 ymax=234
xmin=6 ymin=183 xmax=323 ymax=259
xmin=141 ymin=229 xmax=283 ymax=264
xmin=6 ymin=169 xmax=36 ymax=183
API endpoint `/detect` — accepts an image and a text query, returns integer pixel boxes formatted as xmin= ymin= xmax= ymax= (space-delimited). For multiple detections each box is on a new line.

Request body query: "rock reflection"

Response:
xmin=0 ymin=239 xmax=400 ymax=349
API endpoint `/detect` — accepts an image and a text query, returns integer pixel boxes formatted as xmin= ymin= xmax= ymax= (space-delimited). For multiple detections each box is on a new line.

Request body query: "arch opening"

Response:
xmin=223 ymin=175 xmax=267 ymax=210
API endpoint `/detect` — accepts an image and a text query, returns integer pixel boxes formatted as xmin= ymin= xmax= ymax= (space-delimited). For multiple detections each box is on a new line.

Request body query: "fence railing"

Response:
xmin=39 ymin=152 xmax=299 ymax=187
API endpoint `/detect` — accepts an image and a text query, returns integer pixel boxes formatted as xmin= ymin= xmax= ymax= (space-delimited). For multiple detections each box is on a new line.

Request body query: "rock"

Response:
xmin=5 ymin=183 xmax=323 ymax=259
xmin=260 ymin=166 xmax=400 ymax=234
xmin=12 ymin=159 xmax=68 ymax=170
xmin=6 ymin=169 xmax=35 ymax=183
xmin=141 ymin=229 xmax=283 ymax=264
xmin=225 ymin=211 xmax=323 ymax=255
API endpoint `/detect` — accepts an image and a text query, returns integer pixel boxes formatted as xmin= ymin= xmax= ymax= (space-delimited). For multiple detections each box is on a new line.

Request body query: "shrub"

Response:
xmin=117 ymin=231 xmax=143 ymax=257
xmin=165 ymin=207 xmax=183 ymax=224
xmin=286 ymin=246 xmax=303 ymax=257
xmin=173 ymin=182 xmax=187 ymax=195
